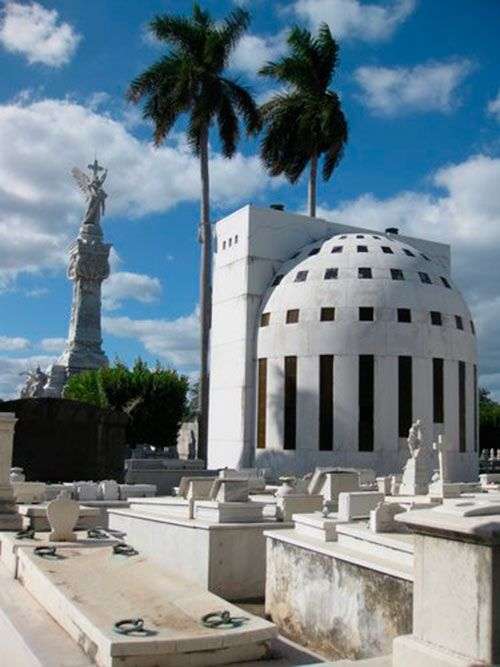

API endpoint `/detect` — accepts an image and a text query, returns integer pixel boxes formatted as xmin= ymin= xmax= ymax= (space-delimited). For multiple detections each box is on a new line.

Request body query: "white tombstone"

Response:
xmin=76 ymin=481 xmax=99 ymax=501
xmin=119 ymin=483 xmax=156 ymax=499
xmin=12 ymin=482 xmax=46 ymax=504
xmin=376 ymin=476 xmax=392 ymax=495
xmin=399 ymin=420 xmax=433 ymax=496
xmin=369 ymin=501 xmax=406 ymax=533
xmin=337 ymin=491 xmax=384 ymax=522
xmin=99 ymin=480 xmax=120 ymax=501
xmin=0 ymin=413 xmax=22 ymax=530
xmin=428 ymin=436 xmax=461 ymax=498
xmin=218 ymin=468 xmax=266 ymax=492
xmin=47 ymin=490 xmax=80 ymax=541
xmin=211 ymin=479 xmax=249 ymax=503
xmin=45 ymin=484 xmax=67 ymax=501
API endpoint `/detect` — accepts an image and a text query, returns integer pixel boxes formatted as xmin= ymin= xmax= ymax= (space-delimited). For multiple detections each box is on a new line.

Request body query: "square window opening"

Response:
xmin=320 ymin=307 xmax=335 ymax=321
xmin=286 ymin=309 xmax=299 ymax=324
xmin=358 ymin=267 xmax=372 ymax=279
xmin=359 ymin=307 xmax=374 ymax=321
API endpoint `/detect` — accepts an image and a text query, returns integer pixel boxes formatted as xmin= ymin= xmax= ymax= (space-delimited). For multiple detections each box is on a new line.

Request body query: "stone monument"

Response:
xmin=399 ymin=420 xmax=433 ymax=496
xmin=41 ymin=160 xmax=112 ymax=397
xmin=0 ymin=413 xmax=23 ymax=530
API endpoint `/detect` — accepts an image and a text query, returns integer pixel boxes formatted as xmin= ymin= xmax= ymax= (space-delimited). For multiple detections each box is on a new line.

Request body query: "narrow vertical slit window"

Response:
xmin=398 ymin=356 xmax=412 ymax=438
xmin=358 ymin=355 xmax=374 ymax=451
xmin=257 ymin=359 xmax=267 ymax=449
xmin=284 ymin=356 xmax=297 ymax=450
xmin=459 ymin=361 xmax=466 ymax=452
xmin=433 ymin=358 xmax=444 ymax=424
xmin=319 ymin=355 xmax=334 ymax=451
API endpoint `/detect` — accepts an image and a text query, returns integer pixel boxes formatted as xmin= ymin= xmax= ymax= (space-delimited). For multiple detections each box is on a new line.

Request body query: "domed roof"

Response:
xmin=257 ymin=231 xmax=476 ymax=362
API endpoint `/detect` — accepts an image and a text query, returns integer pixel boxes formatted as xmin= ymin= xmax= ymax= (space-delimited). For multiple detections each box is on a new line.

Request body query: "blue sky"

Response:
xmin=0 ymin=0 xmax=499 ymax=398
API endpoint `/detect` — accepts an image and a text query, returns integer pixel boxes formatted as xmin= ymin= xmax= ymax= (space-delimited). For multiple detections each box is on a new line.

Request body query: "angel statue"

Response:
xmin=71 ymin=159 xmax=108 ymax=226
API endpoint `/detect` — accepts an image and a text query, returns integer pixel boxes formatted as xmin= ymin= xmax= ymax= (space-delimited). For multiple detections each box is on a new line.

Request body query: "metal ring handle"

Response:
xmin=113 ymin=618 xmax=145 ymax=635
xmin=113 ymin=543 xmax=138 ymax=556
xmin=201 ymin=610 xmax=247 ymax=629
xmin=34 ymin=546 xmax=57 ymax=558
xmin=16 ymin=528 xmax=35 ymax=540
xmin=87 ymin=528 xmax=108 ymax=540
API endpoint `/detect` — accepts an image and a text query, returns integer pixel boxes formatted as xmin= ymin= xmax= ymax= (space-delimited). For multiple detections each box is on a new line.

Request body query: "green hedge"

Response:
xmin=64 ymin=359 xmax=189 ymax=449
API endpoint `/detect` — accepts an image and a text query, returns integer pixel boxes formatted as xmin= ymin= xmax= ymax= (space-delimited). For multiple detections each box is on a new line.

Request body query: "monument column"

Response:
xmin=43 ymin=160 xmax=111 ymax=397
xmin=0 ymin=413 xmax=22 ymax=530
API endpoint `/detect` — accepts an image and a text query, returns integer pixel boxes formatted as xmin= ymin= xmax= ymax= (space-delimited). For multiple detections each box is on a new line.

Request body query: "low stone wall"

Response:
xmin=265 ymin=537 xmax=412 ymax=660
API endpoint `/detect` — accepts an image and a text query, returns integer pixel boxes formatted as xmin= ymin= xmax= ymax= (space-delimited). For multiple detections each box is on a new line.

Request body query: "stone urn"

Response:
xmin=47 ymin=490 xmax=79 ymax=541
xmin=10 ymin=467 xmax=25 ymax=482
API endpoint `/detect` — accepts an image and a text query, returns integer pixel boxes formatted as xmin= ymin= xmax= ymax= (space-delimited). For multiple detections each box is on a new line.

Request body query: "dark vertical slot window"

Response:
xmin=398 ymin=356 xmax=413 ymax=438
xmin=319 ymin=355 xmax=334 ymax=451
xmin=459 ymin=361 xmax=466 ymax=452
xmin=257 ymin=359 xmax=267 ymax=449
xmin=433 ymin=358 xmax=444 ymax=424
xmin=474 ymin=364 xmax=478 ymax=452
xmin=358 ymin=355 xmax=374 ymax=451
xmin=284 ymin=356 xmax=297 ymax=450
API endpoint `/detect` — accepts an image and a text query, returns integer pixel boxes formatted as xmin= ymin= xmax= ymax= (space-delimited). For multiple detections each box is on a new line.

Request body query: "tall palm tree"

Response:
xmin=127 ymin=4 xmax=260 ymax=462
xmin=259 ymin=24 xmax=348 ymax=217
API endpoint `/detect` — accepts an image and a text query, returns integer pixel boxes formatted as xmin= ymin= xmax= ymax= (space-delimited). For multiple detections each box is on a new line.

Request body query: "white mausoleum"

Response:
xmin=208 ymin=205 xmax=478 ymax=480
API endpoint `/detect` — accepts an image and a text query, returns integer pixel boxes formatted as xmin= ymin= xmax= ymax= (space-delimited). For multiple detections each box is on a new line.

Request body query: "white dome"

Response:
xmin=258 ymin=232 xmax=475 ymax=361
xmin=255 ymin=230 xmax=478 ymax=477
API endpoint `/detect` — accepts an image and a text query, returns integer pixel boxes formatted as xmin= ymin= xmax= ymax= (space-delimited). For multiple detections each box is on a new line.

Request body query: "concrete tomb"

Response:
xmin=0 ymin=413 xmax=22 ymax=530
xmin=393 ymin=502 xmax=500 ymax=667
xmin=264 ymin=515 xmax=413 ymax=660
xmin=11 ymin=544 xmax=277 ymax=666
xmin=428 ymin=435 xmax=461 ymax=499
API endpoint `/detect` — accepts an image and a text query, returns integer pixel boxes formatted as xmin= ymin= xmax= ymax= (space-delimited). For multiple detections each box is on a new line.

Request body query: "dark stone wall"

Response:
xmin=0 ymin=398 xmax=128 ymax=483
xmin=265 ymin=537 xmax=413 ymax=660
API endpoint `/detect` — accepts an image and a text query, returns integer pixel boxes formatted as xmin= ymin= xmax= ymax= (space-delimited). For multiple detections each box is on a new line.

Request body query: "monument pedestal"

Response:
xmin=0 ymin=415 xmax=22 ymax=531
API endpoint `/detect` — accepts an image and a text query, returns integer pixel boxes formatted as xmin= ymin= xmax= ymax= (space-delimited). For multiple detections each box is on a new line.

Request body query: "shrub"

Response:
xmin=64 ymin=359 xmax=189 ymax=449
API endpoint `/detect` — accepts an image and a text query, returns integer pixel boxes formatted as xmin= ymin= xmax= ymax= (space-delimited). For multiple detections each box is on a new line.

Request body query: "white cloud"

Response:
xmin=0 ymin=97 xmax=271 ymax=289
xmin=293 ymin=0 xmax=415 ymax=41
xmin=0 ymin=2 xmax=81 ymax=67
xmin=0 ymin=336 xmax=30 ymax=351
xmin=231 ymin=31 xmax=286 ymax=76
xmin=316 ymin=153 xmax=500 ymax=397
xmin=39 ymin=337 xmax=65 ymax=352
xmin=354 ymin=59 xmax=473 ymax=115
xmin=103 ymin=309 xmax=199 ymax=368
xmin=0 ymin=354 xmax=54 ymax=399
xmin=103 ymin=271 xmax=162 ymax=311
xmin=487 ymin=90 xmax=500 ymax=122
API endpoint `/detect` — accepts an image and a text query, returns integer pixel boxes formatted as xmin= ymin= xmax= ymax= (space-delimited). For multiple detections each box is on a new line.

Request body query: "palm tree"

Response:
xmin=127 ymin=4 xmax=261 ymax=462
xmin=259 ymin=24 xmax=348 ymax=217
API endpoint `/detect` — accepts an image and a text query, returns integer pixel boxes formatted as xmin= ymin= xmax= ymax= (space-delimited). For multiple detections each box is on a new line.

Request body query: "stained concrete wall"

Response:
xmin=265 ymin=537 xmax=412 ymax=660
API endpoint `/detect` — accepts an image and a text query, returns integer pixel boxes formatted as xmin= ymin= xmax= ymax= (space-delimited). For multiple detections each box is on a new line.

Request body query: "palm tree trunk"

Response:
xmin=308 ymin=153 xmax=318 ymax=218
xmin=197 ymin=124 xmax=211 ymax=464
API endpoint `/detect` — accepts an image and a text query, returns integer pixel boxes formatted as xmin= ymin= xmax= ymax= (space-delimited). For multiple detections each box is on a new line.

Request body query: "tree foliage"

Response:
xmin=259 ymin=23 xmax=348 ymax=215
xmin=64 ymin=360 xmax=189 ymax=449
xmin=480 ymin=387 xmax=500 ymax=427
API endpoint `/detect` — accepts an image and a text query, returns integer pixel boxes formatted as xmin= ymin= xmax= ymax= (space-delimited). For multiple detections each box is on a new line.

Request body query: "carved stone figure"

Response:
xmin=20 ymin=367 xmax=48 ymax=398
xmin=399 ymin=420 xmax=433 ymax=496
xmin=40 ymin=160 xmax=112 ymax=397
